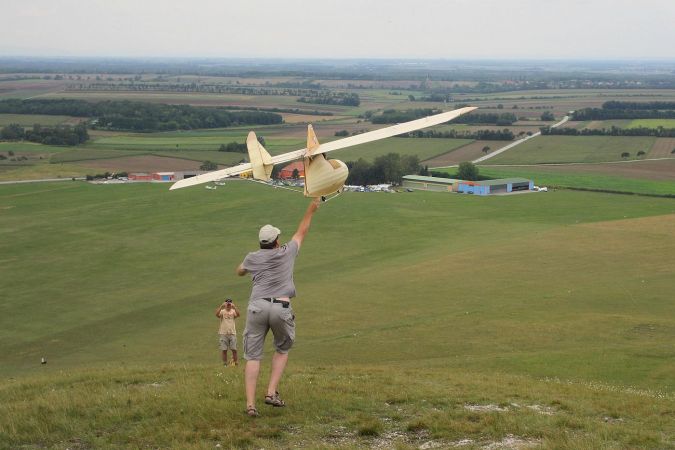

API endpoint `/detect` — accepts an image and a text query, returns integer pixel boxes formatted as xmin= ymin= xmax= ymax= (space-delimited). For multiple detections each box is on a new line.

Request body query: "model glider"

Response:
xmin=170 ymin=106 xmax=477 ymax=197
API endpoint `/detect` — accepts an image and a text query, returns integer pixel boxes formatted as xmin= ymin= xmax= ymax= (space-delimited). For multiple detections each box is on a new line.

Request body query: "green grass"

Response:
xmin=628 ymin=119 xmax=675 ymax=129
xmin=151 ymin=150 xmax=246 ymax=165
xmin=488 ymin=136 xmax=656 ymax=164
xmin=0 ymin=114 xmax=78 ymax=127
xmin=49 ymin=148 xmax=141 ymax=163
xmin=88 ymin=133 xmax=305 ymax=154
xmin=0 ymin=182 xmax=674 ymax=448
xmin=336 ymin=138 xmax=473 ymax=162
xmin=0 ymin=163 xmax=90 ymax=180
xmin=0 ymin=142 xmax=72 ymax=155
xmin=476 ymin=166 xmax=675 ymax=196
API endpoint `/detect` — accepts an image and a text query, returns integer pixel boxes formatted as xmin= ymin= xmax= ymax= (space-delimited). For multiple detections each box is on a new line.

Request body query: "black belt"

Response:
xmin=262 ymin=298 xmax=290 ymax=308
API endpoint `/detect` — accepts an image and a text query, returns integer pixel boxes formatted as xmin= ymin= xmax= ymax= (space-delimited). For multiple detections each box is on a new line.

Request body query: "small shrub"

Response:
xmin=406 ymin=419 xmax=429 ymax=432
xmin=357 ymin=419 xmax=383 ymax=436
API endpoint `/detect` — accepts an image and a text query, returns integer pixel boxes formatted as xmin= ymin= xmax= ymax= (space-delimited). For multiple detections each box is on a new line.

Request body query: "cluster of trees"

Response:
xmin=345 ymin=153 xmax=421 ymax=185
xmin=0 ymin=99 xmax=282 ymax=132
xmin=334 ymin=129 xmax=368 ymax=137
xmin=572 ymin=108 xmax=675 ymax=121
xmin=401 ymin=128 xmax=516 ymax=141
xmin=541 ymin=125 xmax=675 ymax=138
xmin=218 ymin=142 xmax=247 ymax=153
xmin=297 ymin=92 xmax=360 ymax=106
xmin=200 ymin=161 xmax=218 ymax=171
xmin=0 ymin=123 xmax=89 ymax=145
xmin=218 ymin=135 xmax=266 ymax=153
xmin=408 ymin=93 xmax=453 ymax=103
xmin=540 ymin=111 xmax=555 ymax=121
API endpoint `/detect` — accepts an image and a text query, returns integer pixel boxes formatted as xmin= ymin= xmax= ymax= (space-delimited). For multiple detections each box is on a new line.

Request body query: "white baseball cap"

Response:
xmin=259 ymin=224 xmax=281 ymax=244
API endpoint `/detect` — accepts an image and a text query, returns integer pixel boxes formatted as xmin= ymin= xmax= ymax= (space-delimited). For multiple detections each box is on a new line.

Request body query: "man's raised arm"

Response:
xmin=292 ymin=198 xmax=321 ymax=248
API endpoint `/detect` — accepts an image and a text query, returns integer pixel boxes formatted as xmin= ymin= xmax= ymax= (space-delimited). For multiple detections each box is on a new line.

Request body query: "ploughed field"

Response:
xmin=1 ymin=182 xmax=673 ymax=448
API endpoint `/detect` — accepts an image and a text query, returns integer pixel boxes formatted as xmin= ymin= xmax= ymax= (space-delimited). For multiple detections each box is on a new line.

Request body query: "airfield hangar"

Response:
xmin=402 ymin=175 xmax=533 ymax=195
xmin=402 ymin=175 xmax=460 ymax=192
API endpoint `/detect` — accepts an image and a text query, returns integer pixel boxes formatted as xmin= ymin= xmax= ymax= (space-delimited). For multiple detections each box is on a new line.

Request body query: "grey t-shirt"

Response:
xmin=242 ymin=240 xmax=300 ymax=300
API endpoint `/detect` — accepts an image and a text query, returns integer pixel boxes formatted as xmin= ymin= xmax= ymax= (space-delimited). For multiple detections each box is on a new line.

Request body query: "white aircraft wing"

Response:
xmin=169 ymin=163 xmax=254 ymax=190
xmin=170 ymin=106 xmax=476 ymax=190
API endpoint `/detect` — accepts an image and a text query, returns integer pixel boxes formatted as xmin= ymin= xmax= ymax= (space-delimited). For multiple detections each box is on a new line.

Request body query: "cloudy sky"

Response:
xmin=1 ymin=0 xmax=674 ymax=59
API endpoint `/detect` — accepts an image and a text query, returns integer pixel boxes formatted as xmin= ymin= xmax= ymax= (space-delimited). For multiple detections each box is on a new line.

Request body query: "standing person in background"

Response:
xmin=215 ymin=298 xmax=240 ymax=366
xmin=236 ymin=198 xmax=321 ymax=417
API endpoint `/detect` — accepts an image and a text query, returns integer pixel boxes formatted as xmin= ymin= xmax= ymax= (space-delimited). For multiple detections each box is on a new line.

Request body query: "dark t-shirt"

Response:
xmin=242 ymin=240 xmax=299 ymax=300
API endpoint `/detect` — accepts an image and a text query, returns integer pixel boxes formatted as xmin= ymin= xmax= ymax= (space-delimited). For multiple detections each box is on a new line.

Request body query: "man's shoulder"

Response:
xmin=282 ymin=240 xmax=299 ymax=253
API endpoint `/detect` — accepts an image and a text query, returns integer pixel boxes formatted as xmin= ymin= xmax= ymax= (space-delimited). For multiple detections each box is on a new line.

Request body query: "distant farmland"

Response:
xmin=486 ymin=135 xmax=656 ymax=164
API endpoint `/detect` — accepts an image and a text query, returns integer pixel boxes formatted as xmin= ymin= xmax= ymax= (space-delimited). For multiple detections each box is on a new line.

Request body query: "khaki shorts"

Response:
xmin=243 ymin=298 xmax=295 ymax=361
xmin=219 ymin=334 xmax=237 ymax=351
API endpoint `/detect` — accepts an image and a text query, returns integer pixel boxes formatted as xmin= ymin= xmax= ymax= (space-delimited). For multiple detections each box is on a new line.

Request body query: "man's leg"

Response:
xmin=221 ymin=350 xmax=228 ymax=364
xmin=232 ymin=349 xmax=238 ymax=365
xmin=267 ymin=351 xmax=288 ymax=396
xmin=245 ymin=360 xmax=261 ymax=409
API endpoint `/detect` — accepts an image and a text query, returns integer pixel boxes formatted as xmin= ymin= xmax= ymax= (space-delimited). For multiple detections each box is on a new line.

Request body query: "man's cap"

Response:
xmin=225 ymin=298 xmax=232 ymax=303
xmin=259 ymin=224 xmax=281 ymax=244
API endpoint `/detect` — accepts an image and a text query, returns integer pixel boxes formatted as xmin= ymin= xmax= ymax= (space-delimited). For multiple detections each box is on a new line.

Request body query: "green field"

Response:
xmin=49 ymin=148 xmax=140 ymax=163
xmin=336 ymin=138 xmax=473 ymax=163
xmin=1 ymin=182 xmax=674 ymax=448
xmin=0 ymin=142 xmax=71 ymax=155
xmin=0 ymin=113 xmax=79 ymax=127
xmin=151 ymin=150 xmax=247 ymax=165
xmin=87 ymin=133 xmax=306 ymax=154
xmin=628 ymin=118 xmax=675 ymax=129
xmin=487 ymin=136 xmax=656 ymax=164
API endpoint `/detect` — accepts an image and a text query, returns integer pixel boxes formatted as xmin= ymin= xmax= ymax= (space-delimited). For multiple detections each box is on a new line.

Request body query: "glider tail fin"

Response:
xmin=307 ymin=124 xmax=321 ymax=155
xmin=247 ymin=131 xmax=273 ymax=181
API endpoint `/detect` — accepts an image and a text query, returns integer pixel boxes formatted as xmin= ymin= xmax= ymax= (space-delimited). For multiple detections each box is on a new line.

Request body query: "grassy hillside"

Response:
xmin=1 ymin=182 xmax=674 ymax=448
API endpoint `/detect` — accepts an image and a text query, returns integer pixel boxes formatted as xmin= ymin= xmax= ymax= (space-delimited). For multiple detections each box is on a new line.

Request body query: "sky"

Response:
xmin=1 ymin=0 xmax=674 ymax=59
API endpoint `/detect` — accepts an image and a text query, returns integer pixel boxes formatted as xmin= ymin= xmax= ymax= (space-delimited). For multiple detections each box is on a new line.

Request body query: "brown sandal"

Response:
xmin=264 ymin=391 xmax=285 ymax=407
xmin=246 ymin=406 xmax=259 ymax=417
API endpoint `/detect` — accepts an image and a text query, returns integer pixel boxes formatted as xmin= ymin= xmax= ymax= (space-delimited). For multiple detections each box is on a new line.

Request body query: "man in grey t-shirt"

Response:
xmin=236 ymin=198 xmax=320 ymax=417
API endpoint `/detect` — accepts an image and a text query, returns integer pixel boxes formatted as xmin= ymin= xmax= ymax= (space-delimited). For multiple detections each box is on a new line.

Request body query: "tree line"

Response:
xmin=297 ymin=92 xmax=360 ymax=106
xmin=541 ymin=125 xmax=675 ymax=138
xmin=602 ymin=101 xmax=675 ymax=110
xmin=0 ymin=123 xmax=89 ymax=145
xmin=369 ymin=109 xmax=517 ymax=126
xmin=0 ymin=99 xmax=282 ymax=132
xmin=400 ymin=128 xmax=516 ymax=141
xmin=572 ymin=108 xmax=675 ymax=121
xmin=66 ymin=82 xmax=344 ymax=98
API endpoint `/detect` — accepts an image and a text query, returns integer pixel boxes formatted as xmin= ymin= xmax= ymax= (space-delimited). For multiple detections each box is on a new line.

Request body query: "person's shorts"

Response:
xmin=219 ymin=334 xmax=237 ymax=351
xmin=243 ymin=298 xmax=295 ymax=361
